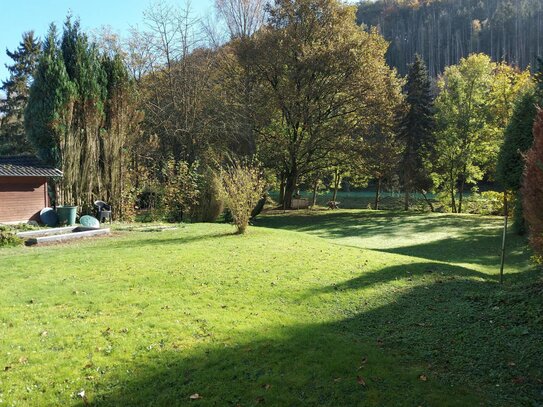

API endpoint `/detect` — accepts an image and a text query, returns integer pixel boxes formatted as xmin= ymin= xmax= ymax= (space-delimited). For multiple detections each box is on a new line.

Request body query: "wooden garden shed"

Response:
xmin=0 ymin=156 xmax=62 ymax=224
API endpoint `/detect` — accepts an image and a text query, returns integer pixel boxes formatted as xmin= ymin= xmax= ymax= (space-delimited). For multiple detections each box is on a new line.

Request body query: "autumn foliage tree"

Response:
xmin=522 ymin=109 xmax=543 ymax=261
xmin=237 ymin=0 xmax=403 ymax=208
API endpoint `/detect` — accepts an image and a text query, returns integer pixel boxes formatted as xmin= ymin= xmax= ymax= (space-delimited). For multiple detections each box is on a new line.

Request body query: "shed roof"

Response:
xmin=0 ymin=155 xmax=63 ymax=177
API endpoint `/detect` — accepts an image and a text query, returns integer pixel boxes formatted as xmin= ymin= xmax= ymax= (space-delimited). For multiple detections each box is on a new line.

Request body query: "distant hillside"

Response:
xmin=357 ymin=0 xmax=543 ymax=76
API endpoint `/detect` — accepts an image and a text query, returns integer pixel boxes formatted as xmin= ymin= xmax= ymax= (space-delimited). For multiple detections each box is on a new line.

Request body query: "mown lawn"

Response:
xmin=0 ymin=210 xmax=542 ymax=406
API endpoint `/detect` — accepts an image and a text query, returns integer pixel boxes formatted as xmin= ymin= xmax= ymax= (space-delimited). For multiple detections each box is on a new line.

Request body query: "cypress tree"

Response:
xmin=59 ymin=16 xmax=107 ymax=208
xmin=399 ymin=54 xmax=435 ymax=210
xmin=0 ymin=31 xmax=41 ymax=154
xmin=25 ymin=24 xmax=75 ymax=167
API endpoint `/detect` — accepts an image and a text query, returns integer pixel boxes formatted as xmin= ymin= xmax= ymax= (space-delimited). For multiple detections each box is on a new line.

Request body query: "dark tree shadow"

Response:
xmin=379 ymin=234 xmax=531 ymax=269
xmin=82 ymin=265 xmax=542 ymax=406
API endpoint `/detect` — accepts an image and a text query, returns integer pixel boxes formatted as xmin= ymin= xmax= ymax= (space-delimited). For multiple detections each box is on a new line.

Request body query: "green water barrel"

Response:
xmin=56 ymin=206 xmax=78 ymax=226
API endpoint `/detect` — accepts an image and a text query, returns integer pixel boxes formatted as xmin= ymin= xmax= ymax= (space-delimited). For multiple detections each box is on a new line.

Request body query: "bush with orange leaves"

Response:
xmin=522 ymin=108 xmax=543 ymax=262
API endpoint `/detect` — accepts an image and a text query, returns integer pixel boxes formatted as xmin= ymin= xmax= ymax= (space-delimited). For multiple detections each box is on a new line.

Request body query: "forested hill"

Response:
xmin=357 ymin=0 xmax=543 ymax=76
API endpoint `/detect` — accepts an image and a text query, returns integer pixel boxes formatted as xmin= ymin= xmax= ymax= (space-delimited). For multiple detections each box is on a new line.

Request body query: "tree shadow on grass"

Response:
xmin=308 ymin=262 xmax=499 ymax=298
xmin=378 ymin=233 xmax=532 ymax=270
xmin=84 ymin=264 xmax=542 ymax=407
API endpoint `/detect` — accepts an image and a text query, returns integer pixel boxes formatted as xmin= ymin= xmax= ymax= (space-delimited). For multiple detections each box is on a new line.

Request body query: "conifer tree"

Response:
xmin=496 ymin=59 xmax=543 ymax=233
xmin=59 ymin=16 xmax=107 ymax=208
xmin=522 ymin=108 xmax=543 ymax=261
xmin=25 ymin=24 xmax=75 ymax=167
xmin=399 ymin=54 xmax=435 ymax=210
xmin=0 ymin=31 xmax=41 ymax=154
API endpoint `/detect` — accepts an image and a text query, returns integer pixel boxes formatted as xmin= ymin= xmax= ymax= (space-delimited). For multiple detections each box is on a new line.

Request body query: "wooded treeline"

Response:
xmin=1 ymin=0 xmax=543 ymax=250
xmin=357 ymin=0 xmax=543 ymax=76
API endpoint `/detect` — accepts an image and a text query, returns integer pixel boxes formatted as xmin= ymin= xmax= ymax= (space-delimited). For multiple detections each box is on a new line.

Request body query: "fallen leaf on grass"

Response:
xmin=262 ymin=383 xmax=272 ymax=390
xmin=18 ymin=356 xmax=28 ymax=365
xmin=255 ymin=396 xmax=265 ymax=404
xmin=357 ymin=376 xmax=366 ymax=386
xmin=511 ymin=376 xmax=526 ymax=385
xmin=333 ymin=377 xmax=342 ymax=382
xmin=419 ymin=374 xmax=428 ymax=381
xmin=189 ymin=393 xmax=202 ymax=400
xmin=358 ymin=357 xmax=368 ymax=370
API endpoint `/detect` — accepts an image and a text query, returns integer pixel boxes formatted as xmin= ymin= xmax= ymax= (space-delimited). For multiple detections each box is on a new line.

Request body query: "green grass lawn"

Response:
xmin=1 ymin=210 xmax=542 ymax=406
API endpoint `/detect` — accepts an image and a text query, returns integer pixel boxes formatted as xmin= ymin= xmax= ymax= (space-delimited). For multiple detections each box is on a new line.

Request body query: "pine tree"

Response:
xmin=399 ymin=54 xmax=435 ymax=210
xmin=0 ymin=31 xmax=41 ymax=155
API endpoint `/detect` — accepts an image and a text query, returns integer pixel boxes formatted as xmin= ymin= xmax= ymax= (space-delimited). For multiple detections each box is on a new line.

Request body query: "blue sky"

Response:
xmin=1 ymin=0 xmax=359 ymax=84
xmin=0 ymin=0 xmax=215 ymax=83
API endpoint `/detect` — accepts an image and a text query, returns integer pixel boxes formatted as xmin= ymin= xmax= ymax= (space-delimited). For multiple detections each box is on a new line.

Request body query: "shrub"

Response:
xmin=219 ymin=160 xmax=264 ymax=234
xmin=0 ymin=227 xmax=23 ymax=247
xmin=192 ymin=167 xmax=225 ymax=223
xmin=162 ymin=159 xmax=200 ymax=222
xmin=522 ymin=109 xmax=543 ymax=262
xmin=463 ymin=191 xmax=512 ymax=216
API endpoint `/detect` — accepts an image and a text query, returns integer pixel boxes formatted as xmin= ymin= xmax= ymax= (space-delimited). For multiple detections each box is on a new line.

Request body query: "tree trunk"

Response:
xmin=374 ymin=177 xmax=382 ymax=210
xmin=450 ymin=181 xmax=457 ymax=213
xmin=421 ymin=191 xmax=435 ymax=212
xmin=332 ymin=167 xmax=340 ymax=202
xmin=311 ymin=178 xmax=319 ymax=208
xmin=279 ymin=174 xmax=286 ymax=208
xmin=403 ymin=167 xmax=411 ymax=211
xmin=500 ymin=192 xmax=508 ymax=284
xmin=284 ymin=171 xmax=297 ymax=209
xmin=458 ymin=177 xmax=465 ymax=214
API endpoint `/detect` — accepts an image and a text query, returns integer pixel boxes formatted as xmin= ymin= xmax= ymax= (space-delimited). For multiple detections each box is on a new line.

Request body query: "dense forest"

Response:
xmin=357 ymin=0 xmax=543 ymax=76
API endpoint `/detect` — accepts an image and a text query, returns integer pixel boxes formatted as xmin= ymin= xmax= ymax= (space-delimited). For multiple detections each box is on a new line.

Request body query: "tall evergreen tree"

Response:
xmin=25 ymin=24 xmax=75 ymax=167
xmin=0 ymin=31 xmax=41 ymax=155
xmin=522 ymin=108 xmax=543 ymax=261
xmin=399 ymin=54 xmax=435 ymax=210
xmin=59 ymin=16 xmax=107 ymax=208
xmin=496 ymin=60 xmax=543 ymax=233
xmin=26 ymin=18 xmax=141 ymax=215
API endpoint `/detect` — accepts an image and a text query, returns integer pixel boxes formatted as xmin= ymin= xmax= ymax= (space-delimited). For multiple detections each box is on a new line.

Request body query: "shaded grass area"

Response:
xmin=0 ymin=212 xmax=541 ymax=406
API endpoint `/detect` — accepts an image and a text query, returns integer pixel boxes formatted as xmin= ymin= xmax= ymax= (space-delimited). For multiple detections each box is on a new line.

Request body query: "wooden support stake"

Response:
xmin=499 ymin=193 xmax=508 ymax=284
